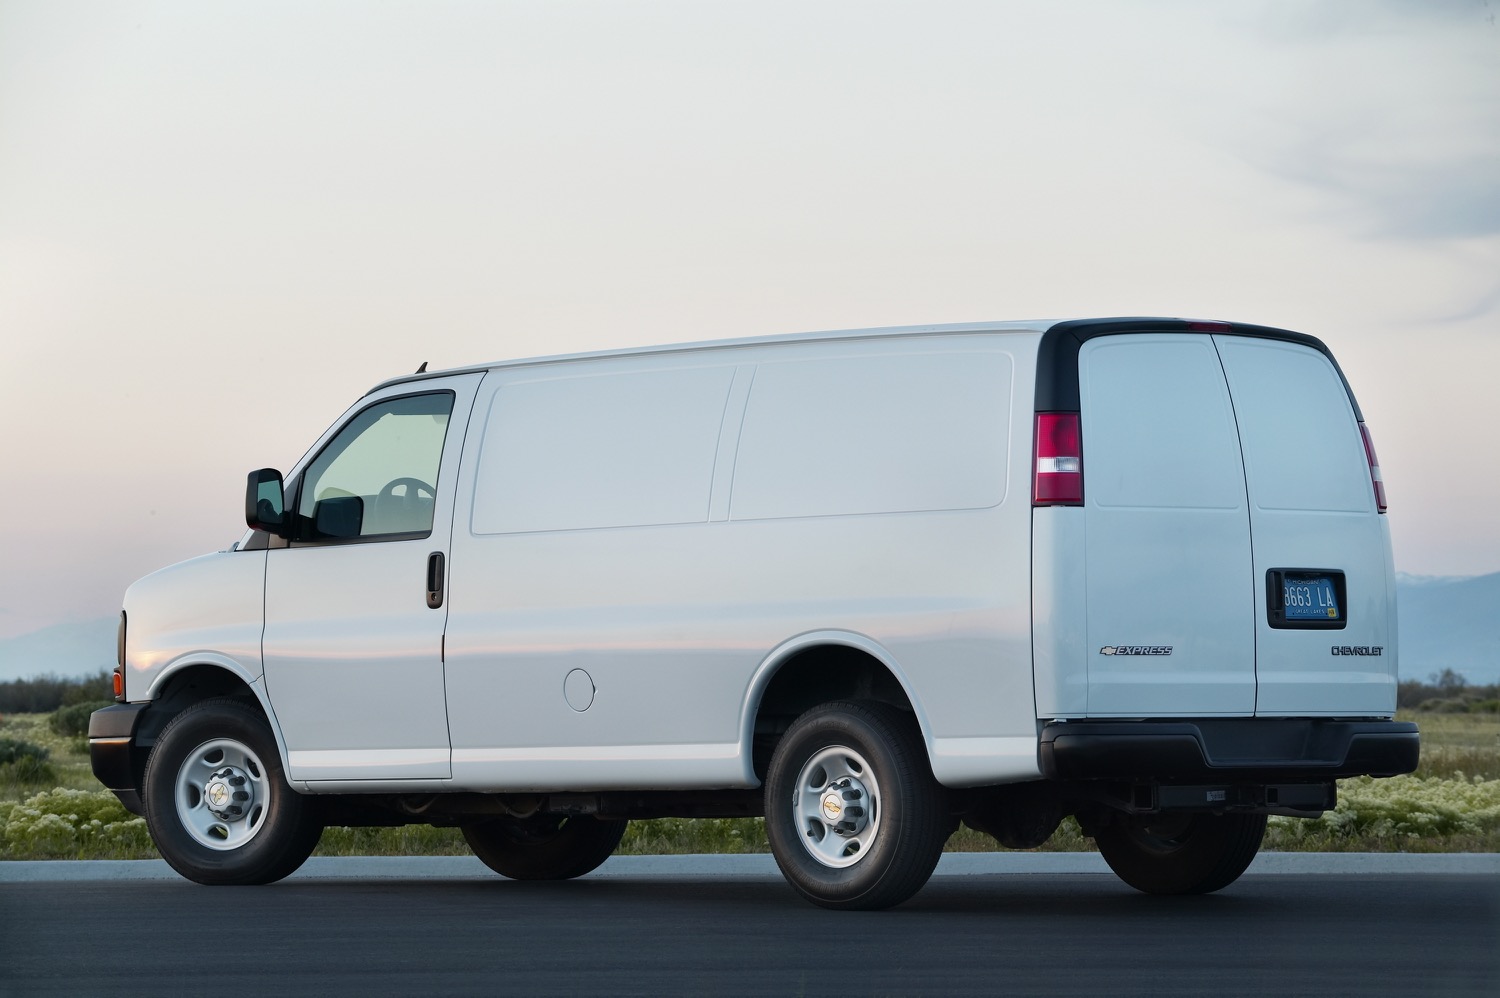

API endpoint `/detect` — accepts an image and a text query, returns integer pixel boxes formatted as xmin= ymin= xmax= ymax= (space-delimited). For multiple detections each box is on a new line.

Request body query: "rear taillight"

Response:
xmin=1033 ymin=412 xmax=1083 ymax=505
xmin=1359 ymin=421 xmax=1387 ymax=513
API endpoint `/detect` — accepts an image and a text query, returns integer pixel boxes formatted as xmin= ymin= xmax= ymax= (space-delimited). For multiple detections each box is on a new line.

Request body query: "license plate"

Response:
xmin=1282 ymin=575 xmax=1341 ymax=621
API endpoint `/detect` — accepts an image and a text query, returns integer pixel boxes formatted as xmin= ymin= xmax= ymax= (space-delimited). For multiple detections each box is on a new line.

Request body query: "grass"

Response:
xmin=2 ymin=709 xmax=1495 ymax=861
xmin=0 ymin=714 xmax=79 ymax=801
xmin=1403 ymin=710 xmax=1500 ymax=780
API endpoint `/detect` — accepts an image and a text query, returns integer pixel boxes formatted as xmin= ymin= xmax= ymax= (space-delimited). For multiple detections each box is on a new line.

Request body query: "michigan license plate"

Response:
xmin=1282 ymin=575 xmax=1341 ymax=621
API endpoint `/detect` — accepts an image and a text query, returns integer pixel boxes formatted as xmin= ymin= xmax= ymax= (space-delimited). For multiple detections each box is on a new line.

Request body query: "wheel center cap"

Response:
xmin=820 ymin=777 xmax=870 ymax=837
xmin=202 ymin=765 xmax=251 ymax=821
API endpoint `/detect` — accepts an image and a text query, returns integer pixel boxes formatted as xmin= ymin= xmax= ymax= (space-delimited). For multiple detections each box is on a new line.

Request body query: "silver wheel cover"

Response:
xmin=792 ymin=744 xmax=882 ymax=869
xmin=172 ymin=737 xmax=268 ymax=851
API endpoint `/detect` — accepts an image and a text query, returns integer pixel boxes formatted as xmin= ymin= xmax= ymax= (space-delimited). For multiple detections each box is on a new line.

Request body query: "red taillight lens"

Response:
xmin=1359 ymin=421 xmax=1387 ymax=513
xmin=1033 ymin=412 xmax=1083 ymax=505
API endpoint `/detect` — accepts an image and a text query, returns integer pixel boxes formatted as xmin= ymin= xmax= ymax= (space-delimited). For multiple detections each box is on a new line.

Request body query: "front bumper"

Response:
xmin=88 ymin=703 xmax=150 ymax=815
xmin=1039 ymin=718 xmax=1420 ymax=783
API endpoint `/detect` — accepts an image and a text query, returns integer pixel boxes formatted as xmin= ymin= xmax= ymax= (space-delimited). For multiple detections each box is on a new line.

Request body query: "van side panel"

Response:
xmin=470 ymin=366 xmax=736 ymax=534
xmin=730 ymin=354 xmax=1010 ymax=519
xmin=124 ymin=551 xmax=268 ymax=694
xmin=443 ymin=335 xmax=1040 ymax=791
xmin=1030 ymin=506 xmax=1089 ymax=718
xmin=1213 ymin=336 xmax=1397 ymax=715
xmin=445 ymin=358 xmax=742 ymax=790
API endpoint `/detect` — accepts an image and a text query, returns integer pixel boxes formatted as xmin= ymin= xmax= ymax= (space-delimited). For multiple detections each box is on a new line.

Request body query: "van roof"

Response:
xmin=367 ymin=318 xmax=1054 ymax=395
xmin=367 ymin=315 xmax=1324 ymax=398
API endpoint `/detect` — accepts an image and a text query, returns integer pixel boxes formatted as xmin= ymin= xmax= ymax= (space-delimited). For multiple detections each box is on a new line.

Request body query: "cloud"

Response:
xmin=1270 ymin=147 xmax=1500 ymax=240
xmin=1434 ymin=279 xmax=1500 ymax=323
xmin=1212 ymin=1 xmax=1500 ymax=242
xmin=1247 ymin=0 xmax=1498 ymax=40
xmin=1363 ymin=166 xmax=1500 ymax=240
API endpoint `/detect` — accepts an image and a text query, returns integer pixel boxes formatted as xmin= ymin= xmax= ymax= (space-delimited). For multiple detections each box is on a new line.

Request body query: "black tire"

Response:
xmin=764 ymin=700 xmax=947 ymax=911
xmin=142 ymin=697 xmax=322 ymax=885
xmin=1094 ymin=811 xmax=1267 ymax=895
xmin=462 ymin=814 xmax=627 ymax=881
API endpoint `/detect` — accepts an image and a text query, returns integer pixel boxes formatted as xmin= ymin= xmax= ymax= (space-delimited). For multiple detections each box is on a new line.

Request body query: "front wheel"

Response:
xmin=462 ymin=814 xmax=627 ymax=880
xmin=1094 ymin=811 xmax=1266 ymax=895
xmin=143 ymin=697 xmax=322 ymax=885
xmin=765 ymin=700 xmax=948 ymax=910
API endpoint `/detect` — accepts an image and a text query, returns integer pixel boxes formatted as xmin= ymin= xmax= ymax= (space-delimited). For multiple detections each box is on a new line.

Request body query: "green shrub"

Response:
xmin=0 ymin=735 xmax=59 ymax=789
xmin=1268 ymin=773 xmax=1500 ymax=845
xmin=1416 ymin=698 xmax=1470 ymax=713
xmin=619 ymin=817 xmax=770 ymax=855
xmin=0 ymin=671 xmax=112 ymax=713
xmin=0 ymin=756 xmax=58 ymax=788
xmin=0 ymin=788 xmax=153 ymax=859
xmin=0 ymin=737 xmax=50 ymax=766
xmin=49 ymin=701 xmax=113 ymax=738
xmin=315 ymin=824 xmax=466 ymax=857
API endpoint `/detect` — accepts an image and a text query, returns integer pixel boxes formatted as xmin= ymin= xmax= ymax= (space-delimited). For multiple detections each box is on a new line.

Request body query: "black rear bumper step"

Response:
xmin=1039 ymin=718 xmax=1419 ymax=782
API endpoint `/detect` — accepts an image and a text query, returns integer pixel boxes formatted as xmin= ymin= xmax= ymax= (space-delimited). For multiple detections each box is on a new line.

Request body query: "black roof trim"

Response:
xmin=1035 ymin=317 xmax=1363 ymax=420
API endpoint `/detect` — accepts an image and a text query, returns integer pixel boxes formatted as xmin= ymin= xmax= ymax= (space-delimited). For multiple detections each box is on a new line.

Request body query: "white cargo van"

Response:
xmin=90 ymin=318 xmax=1418 ymax=909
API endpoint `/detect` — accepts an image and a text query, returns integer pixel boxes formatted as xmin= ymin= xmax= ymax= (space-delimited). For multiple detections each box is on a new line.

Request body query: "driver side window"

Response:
xmin=296 ymin=392 xmax=455 ymax=541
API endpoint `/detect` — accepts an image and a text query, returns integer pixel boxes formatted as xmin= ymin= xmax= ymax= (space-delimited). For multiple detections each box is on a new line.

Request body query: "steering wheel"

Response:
xmin=377 ymin=477 xmax=436 ymax=504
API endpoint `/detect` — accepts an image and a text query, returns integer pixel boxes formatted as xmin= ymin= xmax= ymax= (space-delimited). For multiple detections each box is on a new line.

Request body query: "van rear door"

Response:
xmin=1077 ymin=333 xmax=1255 ymax=716
xmin=1212 ymin=335 xmax=1395 ymax=715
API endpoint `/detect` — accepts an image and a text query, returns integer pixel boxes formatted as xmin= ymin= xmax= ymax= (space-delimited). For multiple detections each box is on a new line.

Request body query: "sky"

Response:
xmin=0 ymin=0 xmax=1497 ymax=642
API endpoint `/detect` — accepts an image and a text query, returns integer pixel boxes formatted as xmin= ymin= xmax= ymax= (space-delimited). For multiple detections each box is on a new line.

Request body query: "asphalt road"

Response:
xmin=3 ymin=865 xmax=1496 ymax=997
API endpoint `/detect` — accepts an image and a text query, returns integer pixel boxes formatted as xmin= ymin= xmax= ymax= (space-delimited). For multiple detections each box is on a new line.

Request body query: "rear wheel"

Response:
xmin=143 ymin=697 xmax=322 ymax=885
xmin=765 ymin=700 xmax=947 ymax=910
xmin=462 ymin=814 xmax=627 ymax=880
xmin=1094 ymin=811 xmax=1266 ymax=895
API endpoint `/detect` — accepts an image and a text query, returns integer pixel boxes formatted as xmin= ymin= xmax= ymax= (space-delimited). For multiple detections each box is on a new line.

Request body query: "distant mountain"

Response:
xmin=1396 ymin=571 xmax=1500 ymax=686
xmin=1394 ymin=572 xmax=1476 ymax=588
xmin=0 ymin=617 xmax=117 ymax=683
xmin=1 ymin=573 xmax=1495 ymax=685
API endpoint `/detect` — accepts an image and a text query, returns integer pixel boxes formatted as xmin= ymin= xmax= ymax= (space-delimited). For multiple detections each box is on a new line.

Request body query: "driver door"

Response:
xmin=262 ymin=373 xmax=483 ymax=782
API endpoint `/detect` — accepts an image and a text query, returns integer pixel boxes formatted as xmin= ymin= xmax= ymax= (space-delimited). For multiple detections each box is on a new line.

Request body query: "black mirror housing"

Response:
xmin=246 ymin=468 xmax=288 ymax=537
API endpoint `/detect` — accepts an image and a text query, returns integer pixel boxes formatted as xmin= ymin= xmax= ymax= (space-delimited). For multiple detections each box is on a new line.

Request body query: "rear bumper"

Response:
xmin=88 ymin=703 xmax=150 ymax=815
xmin=1039 ymin=718 xmax=1420 ymax=783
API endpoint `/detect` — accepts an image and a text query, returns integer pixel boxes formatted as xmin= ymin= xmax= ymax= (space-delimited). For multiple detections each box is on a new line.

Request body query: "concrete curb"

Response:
xmin=3 ymin=851 xmax=1497 ymax=883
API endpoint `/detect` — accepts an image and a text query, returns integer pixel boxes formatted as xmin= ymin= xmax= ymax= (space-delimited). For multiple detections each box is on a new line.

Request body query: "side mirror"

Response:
xmin=246 ymin=468 xmax=288 ymax=537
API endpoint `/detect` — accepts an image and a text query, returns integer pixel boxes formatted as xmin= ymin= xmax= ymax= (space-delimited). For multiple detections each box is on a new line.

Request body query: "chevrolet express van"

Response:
xmin=90 ymin=317 xmax=1418 ymax=909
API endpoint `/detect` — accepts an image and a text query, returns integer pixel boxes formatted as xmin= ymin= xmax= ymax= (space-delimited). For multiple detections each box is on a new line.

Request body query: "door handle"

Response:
xmin=426 ymin=551 xmax=445 ymax=609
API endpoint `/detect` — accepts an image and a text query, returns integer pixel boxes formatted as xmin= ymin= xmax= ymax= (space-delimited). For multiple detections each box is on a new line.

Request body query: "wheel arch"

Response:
xmin=741 ymin=631 xmax=935 ymax=782
xmin=137 ymin=659 xmax=294 ymax=784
